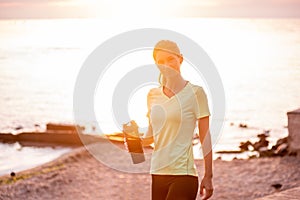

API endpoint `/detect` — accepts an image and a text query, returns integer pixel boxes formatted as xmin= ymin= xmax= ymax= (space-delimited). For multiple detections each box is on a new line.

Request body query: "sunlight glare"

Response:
xmin=77 ymin=0 xmax=176 ymax=19
xmin=128 ymin=85 xmax=156 ymax=128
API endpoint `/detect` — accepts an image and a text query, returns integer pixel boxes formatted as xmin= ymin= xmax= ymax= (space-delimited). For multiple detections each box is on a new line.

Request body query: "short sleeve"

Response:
xmin=194 ymin=86 xmax=210 ymax=119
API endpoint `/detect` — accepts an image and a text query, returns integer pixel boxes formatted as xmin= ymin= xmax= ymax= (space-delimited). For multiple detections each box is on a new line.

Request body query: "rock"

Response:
xmin=234 ymin=134 xmax=291 ymax=158
xmin=274 ymin=143 xmax=288 ymax=156
xmin=10 ymin=172 xmax=16 ymax=177
xmin=253 ymin=138 xmax=269 ymax=151
xmin=258 ymin=148 xmax=274 ymax=157
xmin=288 ymin=151 xmax=297 ymax=156
xmin=14 ymin=125 xmax=23 ymax=130
xmin=258 ymin=146 xmax=269 ymax=152
xmin=257 ymin=133 xmax=269 ymax=139
xmin=239 ymin=123 xmax=248 ymax=128
xmin=248 ymin=155 xmax=257 ymax=159
xmin=276 ymin=137 xmax=288 ymax=147
xmin=271 ymin=136 xmax=288 ymax=152
xmin=271 ymin=183 xmax=282 ymax=190
xmin=239 ymin=141 xmax=252 ymax=151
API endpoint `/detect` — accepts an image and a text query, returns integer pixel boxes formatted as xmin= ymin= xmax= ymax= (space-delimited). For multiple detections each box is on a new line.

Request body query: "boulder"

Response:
xmin=239 ymin=141 xmax=252 ymax=151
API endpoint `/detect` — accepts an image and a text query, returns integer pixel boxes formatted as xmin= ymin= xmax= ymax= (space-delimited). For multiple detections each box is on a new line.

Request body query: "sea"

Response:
xmin=0 ymin=18 xmax=299 ymax=176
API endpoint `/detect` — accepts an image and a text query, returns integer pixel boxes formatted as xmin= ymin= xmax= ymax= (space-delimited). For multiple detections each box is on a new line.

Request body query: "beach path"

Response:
xmin=0 ymin=143 xmax=300 ymax=200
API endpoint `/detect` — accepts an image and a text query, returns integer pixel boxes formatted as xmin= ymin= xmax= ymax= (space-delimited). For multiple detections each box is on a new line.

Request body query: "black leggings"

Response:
xmin=151 ymin=175 xmax=199 ymax=200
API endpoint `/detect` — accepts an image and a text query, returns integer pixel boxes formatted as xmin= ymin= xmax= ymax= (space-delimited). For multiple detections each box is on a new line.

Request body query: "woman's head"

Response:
xmin=153 ymin=40 xmax=181 ymax=59
xmin=153 ymin=40 xmax=183 ymax=82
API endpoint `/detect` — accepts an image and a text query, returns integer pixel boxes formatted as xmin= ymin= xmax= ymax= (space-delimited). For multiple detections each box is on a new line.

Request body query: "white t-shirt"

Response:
xmin=145 ymin=82 xmax=210 ymax=177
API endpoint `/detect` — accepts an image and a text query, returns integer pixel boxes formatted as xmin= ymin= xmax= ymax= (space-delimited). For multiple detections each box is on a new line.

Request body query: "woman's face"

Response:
xmin=154 ymin=50 xmax=183 ymax=78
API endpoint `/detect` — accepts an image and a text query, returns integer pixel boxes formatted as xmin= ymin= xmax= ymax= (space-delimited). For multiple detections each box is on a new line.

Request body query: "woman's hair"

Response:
xmin=153 ymin=40 xmax=182 ymax=85
xmin=153 ymin=40 xmax=181 ymax=60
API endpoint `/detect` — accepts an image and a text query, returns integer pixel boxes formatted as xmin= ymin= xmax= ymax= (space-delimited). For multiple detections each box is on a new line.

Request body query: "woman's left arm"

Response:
xmin=198 ymin=116 xmax=214 ymax=200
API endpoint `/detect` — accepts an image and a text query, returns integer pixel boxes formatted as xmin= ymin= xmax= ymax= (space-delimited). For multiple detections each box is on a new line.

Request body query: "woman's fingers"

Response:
xmin=199 ymin=177 xmax=214 ymax=200
xmin=201 ymin=188 xmax=213 ymax=200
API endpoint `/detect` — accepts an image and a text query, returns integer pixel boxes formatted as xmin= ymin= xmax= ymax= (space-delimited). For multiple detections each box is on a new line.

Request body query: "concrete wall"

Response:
xmin=287 ymin=108 xmax=300 ymax=153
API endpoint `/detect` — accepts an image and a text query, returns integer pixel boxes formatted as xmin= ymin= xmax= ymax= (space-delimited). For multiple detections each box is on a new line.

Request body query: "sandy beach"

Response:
xmin=0 ymin=142 xmax=299 ymax=200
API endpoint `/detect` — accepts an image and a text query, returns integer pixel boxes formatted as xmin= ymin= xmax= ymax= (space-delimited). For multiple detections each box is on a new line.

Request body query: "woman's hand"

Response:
xmin=123 ymin=120 xmax=139 ymax=152
xmin=123 ymin=120 xmax=139 ymax=137
xmin=199 ymin=176 xmax=213 ymax=200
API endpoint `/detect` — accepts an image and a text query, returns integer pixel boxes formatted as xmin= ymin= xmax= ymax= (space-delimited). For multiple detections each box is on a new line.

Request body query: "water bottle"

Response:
xmin=123 ymin=120 xmax=145 ymax=164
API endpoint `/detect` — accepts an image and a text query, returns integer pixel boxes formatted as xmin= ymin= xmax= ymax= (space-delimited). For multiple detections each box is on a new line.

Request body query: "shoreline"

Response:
xmin=1 ymin=143 xmax=300 ymax=200
xmin=0 ymin=128 xmax=293 ymax=179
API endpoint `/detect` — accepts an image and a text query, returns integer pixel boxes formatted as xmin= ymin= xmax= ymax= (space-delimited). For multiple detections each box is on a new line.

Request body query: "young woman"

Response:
xmin=126 ymin=40 xmax=213 ymax=200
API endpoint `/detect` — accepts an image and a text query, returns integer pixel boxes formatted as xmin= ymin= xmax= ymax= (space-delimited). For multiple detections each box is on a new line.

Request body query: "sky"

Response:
xmin=0 ymin=0 xmax=299 ymax=19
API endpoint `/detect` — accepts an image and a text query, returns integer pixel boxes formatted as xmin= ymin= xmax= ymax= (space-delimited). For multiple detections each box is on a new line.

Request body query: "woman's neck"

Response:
xmin=164 ymin=74 xmax=187 ymax=93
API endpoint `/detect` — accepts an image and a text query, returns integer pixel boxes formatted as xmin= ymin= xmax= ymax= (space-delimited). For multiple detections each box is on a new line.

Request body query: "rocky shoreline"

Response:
xmin=1 ymin=122 xmax=296 ymax=159
xmin=217 ymin=131 xmax=294 ymax=158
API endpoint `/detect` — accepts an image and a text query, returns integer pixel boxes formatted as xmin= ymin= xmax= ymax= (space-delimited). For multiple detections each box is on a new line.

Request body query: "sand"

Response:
xmin=0 ymin=142 xmax=300 ymax=200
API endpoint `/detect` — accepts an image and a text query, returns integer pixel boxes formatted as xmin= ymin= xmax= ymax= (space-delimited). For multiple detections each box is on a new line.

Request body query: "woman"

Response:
xmin=126 ymin=40 xmax=213 ymax=200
